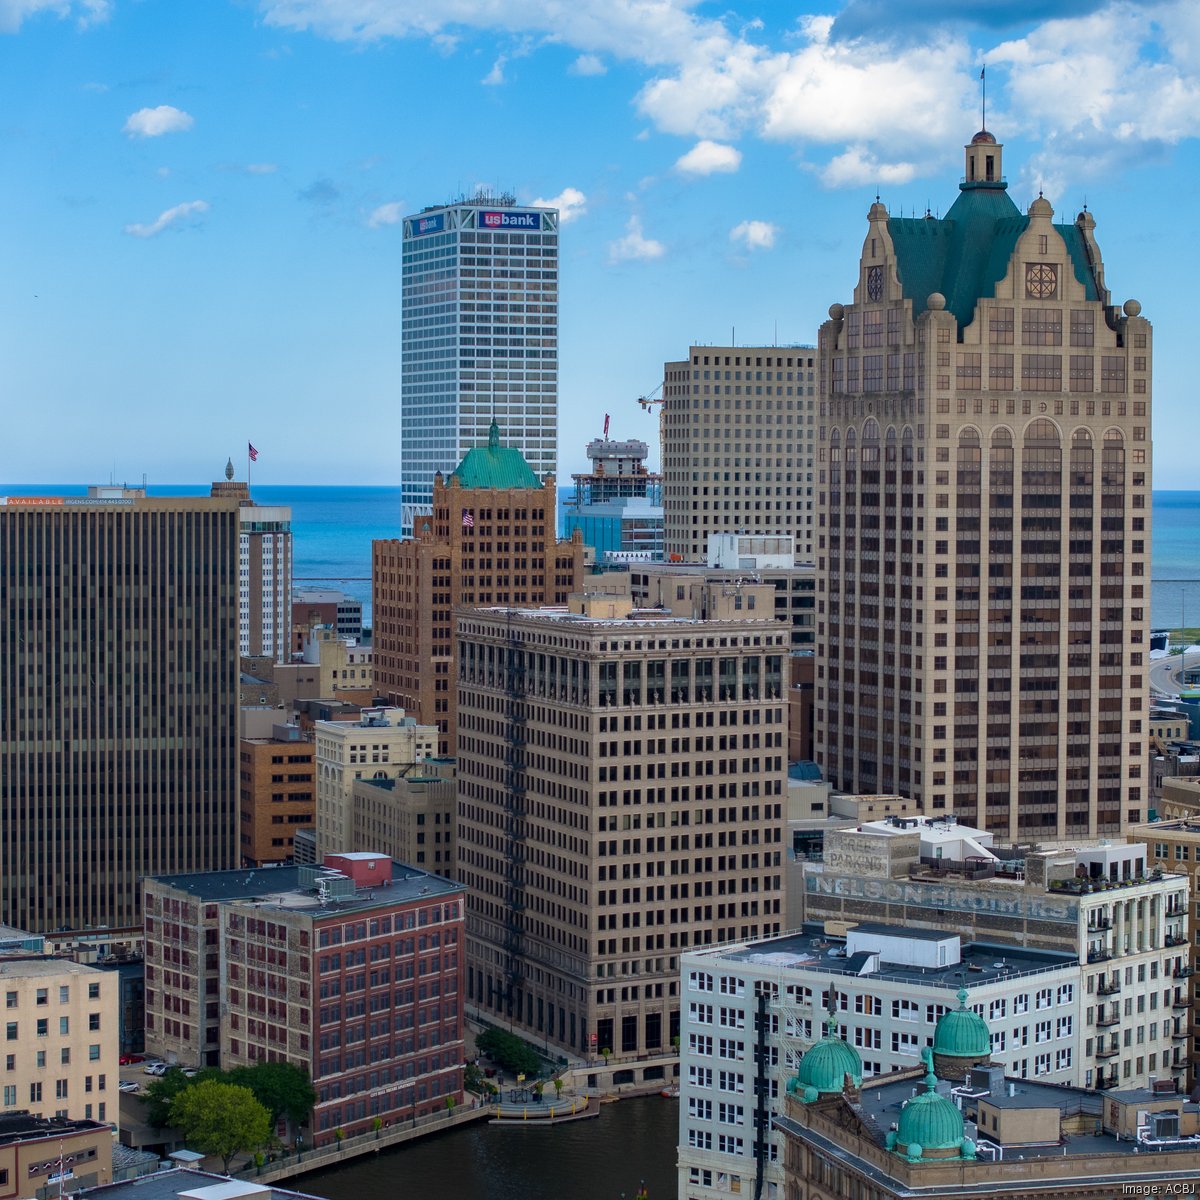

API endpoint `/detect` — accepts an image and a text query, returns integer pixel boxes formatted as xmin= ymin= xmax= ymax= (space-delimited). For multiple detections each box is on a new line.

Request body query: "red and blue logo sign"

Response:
xmin=413 ymin=214 xmax=445 ymax=236
xmin=479 ymin=210 xmax=540 ymax=231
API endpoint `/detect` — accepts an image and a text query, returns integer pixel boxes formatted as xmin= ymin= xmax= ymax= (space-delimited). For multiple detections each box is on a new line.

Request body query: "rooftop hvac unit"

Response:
xmin=1151 ymin=1112 xmax=1180 ymax=1139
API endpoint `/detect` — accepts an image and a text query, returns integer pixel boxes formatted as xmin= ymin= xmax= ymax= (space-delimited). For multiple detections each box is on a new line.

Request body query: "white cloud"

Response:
xmin=530 ymin=186 xmax=587 ymax=222
xmin=123 ymin=199 xmax=209 ymax=238
xmin=609 ymin=214 xmax=664 ymax=263
xmin=123 ymin=105 xmax=194 ymax=138
xmin=482 ymin=54 xmax=506 ymax=85
xmin=989 ymin=3 xmax=1200 ymax=197
xmin=675 ymin=139 xmax=741 ymax=175
xmin=255 ymin=0 xmax=1200 ymax=191
xmin=367 ymin=200 xmax=405 ymax=228
xmin=820 ymin=146 xmax=917 ymax=188
xmin=730 ymin=219 xmax=779 ymax=250
xmin=246 ymin=162 xmax=278 ymax=175
xmin=569 ymin=53 xmax=606 ymax=76
xmin=0 ymin=0 xmax=109 ymax=33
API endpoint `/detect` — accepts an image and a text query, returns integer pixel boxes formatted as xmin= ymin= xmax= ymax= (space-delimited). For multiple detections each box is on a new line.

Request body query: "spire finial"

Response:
xmin=980 ymin=64 xmax=986 ymax=132
xmin=488 ymin=419 xmax=500 ymax=451
xmin=224 ymin=457 xmax=235 ymax=481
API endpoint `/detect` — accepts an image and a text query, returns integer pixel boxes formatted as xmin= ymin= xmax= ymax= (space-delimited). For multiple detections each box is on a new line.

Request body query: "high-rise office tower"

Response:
xmin=0 ymin=487 xmax=241 ymax=932
xmin=374 ymin=423 xmax=584 ymax=756
xmin=815 ymin=129 xmax=1152 ymax=840
xmin=661 ymin=344 xmax=818 ymax=563
xmin=400 ymin=194 xmax=559 ymax=535
xmin=456 ymin=585 xmax=788 ymax=1061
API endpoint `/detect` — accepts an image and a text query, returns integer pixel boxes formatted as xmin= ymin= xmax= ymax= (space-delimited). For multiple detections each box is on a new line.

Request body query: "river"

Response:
xmin=296 ymin=1096 xmax=679 ymax=1200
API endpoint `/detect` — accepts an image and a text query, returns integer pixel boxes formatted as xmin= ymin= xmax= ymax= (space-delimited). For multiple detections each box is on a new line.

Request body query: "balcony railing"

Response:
xmin=1097 ymin=981 xmax=1121 ymax=996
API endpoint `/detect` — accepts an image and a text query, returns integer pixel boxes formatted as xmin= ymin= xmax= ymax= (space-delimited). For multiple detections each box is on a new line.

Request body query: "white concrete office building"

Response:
xmin=400 ymin=194 xmax=559 ymax=534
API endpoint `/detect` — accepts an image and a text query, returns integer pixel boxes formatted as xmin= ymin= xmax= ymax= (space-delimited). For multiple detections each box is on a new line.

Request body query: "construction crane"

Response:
xmin=637 ymin=381 xmax=664 ymax=413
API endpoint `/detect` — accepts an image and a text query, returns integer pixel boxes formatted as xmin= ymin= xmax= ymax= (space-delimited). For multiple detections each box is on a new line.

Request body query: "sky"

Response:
xmin=2 ymin=0 xmax=1199 ymax=487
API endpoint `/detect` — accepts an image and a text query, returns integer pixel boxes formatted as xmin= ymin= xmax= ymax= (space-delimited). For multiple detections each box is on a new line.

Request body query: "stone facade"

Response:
xmin=456 ymin=592 xmax=788 ymax=1061
xmin=662 ymin=345 xmax=818 ymax=564
xmin=815 ymin=130 xmax=1152 ymax=841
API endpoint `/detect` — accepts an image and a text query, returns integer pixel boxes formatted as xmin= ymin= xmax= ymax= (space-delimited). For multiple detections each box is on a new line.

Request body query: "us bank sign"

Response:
xmin=806 ymin=874 xmax=1079 ymax=923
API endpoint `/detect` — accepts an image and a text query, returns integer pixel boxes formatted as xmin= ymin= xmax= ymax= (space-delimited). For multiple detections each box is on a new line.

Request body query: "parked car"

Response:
xmin=181 ymin=1068 xmax=197 ymax=1078
xmin=118 ymin=1081 xmax=139 ymax=1093
xmin=119 ymin=1053 xmax=145 ymax=1066
xmin=143 ymin=1062 xmax=167 ymax=1076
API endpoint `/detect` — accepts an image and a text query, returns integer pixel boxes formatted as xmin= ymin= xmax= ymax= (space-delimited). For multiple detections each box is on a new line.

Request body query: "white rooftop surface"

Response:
xmin=179 ymin=1184 xmax=270 ymax=1200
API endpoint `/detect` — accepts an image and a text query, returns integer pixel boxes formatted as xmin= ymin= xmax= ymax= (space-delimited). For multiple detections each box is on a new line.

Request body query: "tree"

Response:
xmin=143 ymin=1068 xmax=194 ymax=1130
xmin=170 ymin=1080 xmax=271 ymax=1173
xmin=227 ymin=1061 xmax=316 ymax=1127
xmin=475 ymin=1028 xmax=540 ymax=1077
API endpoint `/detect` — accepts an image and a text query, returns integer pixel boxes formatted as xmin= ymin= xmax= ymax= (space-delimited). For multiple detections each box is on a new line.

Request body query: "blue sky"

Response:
xmin=2 ymin=0 xmax=1198 ymax=486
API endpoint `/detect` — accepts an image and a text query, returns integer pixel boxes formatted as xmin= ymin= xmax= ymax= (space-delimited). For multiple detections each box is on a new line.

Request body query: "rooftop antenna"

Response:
xmin=980 ymin=65 xmax=986 ymax=131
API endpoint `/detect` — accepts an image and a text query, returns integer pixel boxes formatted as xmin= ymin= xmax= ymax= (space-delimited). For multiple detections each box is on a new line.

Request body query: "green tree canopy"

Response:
xmin=227 ymin=1061 xmax=316 ymax=1126
xmin=143 ymin=1068 xmax=193 ymax=1130
xmin=475 ymin=1028 xmax=541 ymax=1077
xmin=169 ymin=1080 xmax=272 ymax=1172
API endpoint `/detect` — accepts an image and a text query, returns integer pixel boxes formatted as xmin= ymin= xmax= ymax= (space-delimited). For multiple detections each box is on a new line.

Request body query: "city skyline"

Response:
xmin=1 ymin=0 xmax=1196 ymax=486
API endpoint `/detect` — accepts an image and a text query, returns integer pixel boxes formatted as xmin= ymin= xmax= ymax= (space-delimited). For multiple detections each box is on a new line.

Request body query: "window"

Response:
xmin=1022 ymin=353 xmax=1062 ymax=391
xmin=1022 ymin=307 xmax=1062 ymax=345
xmin=36 ymin=1019 xmax=47 ymax=1037
xmin=687 ymin=1129 xmax=712 ymax=1150
xmin=87 ymin=984 xmax=100 ymax=1001
xmin=59 ymin=1017 xmax=69 ymax=1035
xmin=88 ymin=1013 xmax=100 ymax=1031
xmin=35 ymin=990 xmax=47 ymax=1006
xmin=89 ymin=1044 xmax=101 ymax=1061
xmin=4 ymin=1024 xmax=15 ymax=1042
xmin=1 ymin=1085 xmax=14 ymax=1107
xmin=55 ymin=1079 xmax=68 ymax=1099
xmin=29 ymin=1082 xmax=42 ymax=1103
xmin=688 ymin=1097 xmax=713 ymax=1120
xmin=60 ymin=1048 xmax=70 ymax=1065
xmin=3 ymin=994 xmax=14 ymax=1010
xmin=58 ymin=987 xmax=69 ymax=1004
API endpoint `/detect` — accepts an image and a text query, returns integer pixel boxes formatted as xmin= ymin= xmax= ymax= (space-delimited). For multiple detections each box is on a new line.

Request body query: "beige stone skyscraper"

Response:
xmin=661 ymin=344 xmax=817 ymax=563
xmin=456 ymin=586 xmax=788 ymax=1061
xmin=815 ymin=129 xmax=1151 ymax=841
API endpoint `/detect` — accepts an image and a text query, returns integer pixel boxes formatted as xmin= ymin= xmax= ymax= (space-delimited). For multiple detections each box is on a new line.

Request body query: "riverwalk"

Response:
xmin=235 ymin=1103 xmax=495 ymax=1185
xmin=234 ymin=1093 xmax=600 ymax=1185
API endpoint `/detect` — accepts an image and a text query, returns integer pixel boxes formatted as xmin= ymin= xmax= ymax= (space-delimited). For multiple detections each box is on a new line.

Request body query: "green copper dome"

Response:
xmin=794 ymin=1014 xmax=863 ymax=1097
xmin=933 ymin=988 xmax=991 ymax=1059
xmin=896 ymin=1059 xmax=966 ymax=1158
xmin=449 ymin=421 xmax=543 ymax=490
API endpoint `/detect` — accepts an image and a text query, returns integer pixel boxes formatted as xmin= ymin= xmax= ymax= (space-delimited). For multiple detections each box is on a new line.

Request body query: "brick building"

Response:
xmin=239 ymin=724 xmax=315 ymax=865
xmin=373 ymin=422 xmax=584 ymax=756
xmin=144 ymin=854 xmax=465 ymax=1138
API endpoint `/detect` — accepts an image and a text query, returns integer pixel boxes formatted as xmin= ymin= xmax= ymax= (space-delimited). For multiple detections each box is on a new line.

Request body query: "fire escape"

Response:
xmin=501 ymin=617 xmax=528 ymax=1017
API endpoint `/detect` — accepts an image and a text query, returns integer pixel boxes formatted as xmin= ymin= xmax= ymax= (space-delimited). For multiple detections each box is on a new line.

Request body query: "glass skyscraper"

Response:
xmin=400 ymin=193 xmax=559 ymax=534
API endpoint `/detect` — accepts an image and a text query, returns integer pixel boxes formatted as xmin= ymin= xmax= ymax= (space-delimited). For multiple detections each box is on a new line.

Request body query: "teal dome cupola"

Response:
xmin=790 ymin=1012 xmax=863 ymax=1101
xmin=932 ymin=988 xmax=992 ymax=1077
xmin=890 ymin=1049 xmax=975 ymax=1163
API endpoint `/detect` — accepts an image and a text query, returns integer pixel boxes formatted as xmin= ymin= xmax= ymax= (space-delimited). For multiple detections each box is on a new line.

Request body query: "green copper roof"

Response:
xmin=887 ymin=183 xmax=1099 ymax=327
xmin=895 ymin=1051 xmax=967 ymax=1158
xmin=449 ymin=421 xmax=543 ymax=491
xmin=933 ymin=988 xmax=992 ymax=1059
xmin=794 ymin=1014 xmax=863 ymax=1097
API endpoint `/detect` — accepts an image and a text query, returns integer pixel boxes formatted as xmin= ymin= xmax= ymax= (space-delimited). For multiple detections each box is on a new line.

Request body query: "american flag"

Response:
xmin=248 ymin=442 xmax=259 ymax=462
xmin=462 ymin=510 xmax=474 ymax=528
